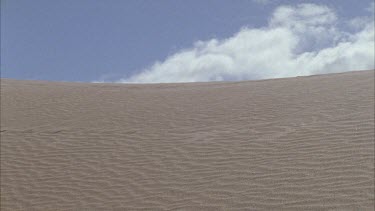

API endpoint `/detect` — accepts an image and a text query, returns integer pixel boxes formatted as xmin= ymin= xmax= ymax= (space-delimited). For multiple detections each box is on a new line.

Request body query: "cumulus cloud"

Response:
xmin=119 ymin=3 xmax=374 ymax=83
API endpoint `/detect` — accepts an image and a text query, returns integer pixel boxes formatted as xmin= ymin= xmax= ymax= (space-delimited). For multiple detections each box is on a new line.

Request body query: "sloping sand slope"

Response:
xmin=1 ymin=70 xmax=374 ymax=210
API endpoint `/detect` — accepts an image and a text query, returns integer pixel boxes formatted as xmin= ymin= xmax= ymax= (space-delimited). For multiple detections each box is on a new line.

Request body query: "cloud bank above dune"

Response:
xmin=119 ymin=3 xmax=374 ymax=83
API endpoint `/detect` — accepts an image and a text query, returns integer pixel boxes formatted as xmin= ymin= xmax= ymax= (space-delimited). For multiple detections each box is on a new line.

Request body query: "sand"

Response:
xmin=1 ymin=70 xmax=374 ymax=210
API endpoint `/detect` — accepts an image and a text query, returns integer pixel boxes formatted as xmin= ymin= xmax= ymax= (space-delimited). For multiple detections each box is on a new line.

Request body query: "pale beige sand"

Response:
xmin=1 ymin=70 xmax=374 ymax=210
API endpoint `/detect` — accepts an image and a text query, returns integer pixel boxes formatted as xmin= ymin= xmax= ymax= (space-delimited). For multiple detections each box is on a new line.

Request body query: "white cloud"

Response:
xmin=118 ymin=3 xmax=374 ymax=83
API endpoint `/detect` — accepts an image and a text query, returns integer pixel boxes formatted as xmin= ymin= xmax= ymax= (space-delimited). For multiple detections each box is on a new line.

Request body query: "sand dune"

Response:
xmin=1 ymin=70 xmax=374 ymax=210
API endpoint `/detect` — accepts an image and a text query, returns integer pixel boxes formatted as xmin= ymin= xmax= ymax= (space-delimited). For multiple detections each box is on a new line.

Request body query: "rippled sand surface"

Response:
xmin=1 ymin=70 xmax=374 ymax=210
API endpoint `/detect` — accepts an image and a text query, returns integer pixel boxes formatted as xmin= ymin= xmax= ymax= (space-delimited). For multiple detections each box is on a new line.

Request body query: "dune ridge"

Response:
xmin=1 ymin=70 xmax=374 ymax=210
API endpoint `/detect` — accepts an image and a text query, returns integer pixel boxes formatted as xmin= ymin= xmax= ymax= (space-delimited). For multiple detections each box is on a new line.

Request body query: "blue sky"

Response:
xmin=1 ymin=0 xmax=374 ymax=82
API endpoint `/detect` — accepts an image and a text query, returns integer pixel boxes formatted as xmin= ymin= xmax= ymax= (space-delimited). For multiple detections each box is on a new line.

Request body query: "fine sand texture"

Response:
xmin=1 ymin=70 xmax=374 ymax=210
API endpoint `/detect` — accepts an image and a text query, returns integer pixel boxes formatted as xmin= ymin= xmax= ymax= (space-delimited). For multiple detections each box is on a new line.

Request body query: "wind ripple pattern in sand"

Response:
xmin=1 ymin=70 xmax=374 ymax=210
